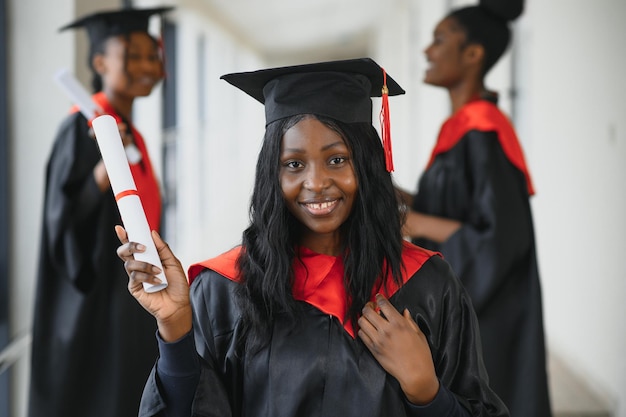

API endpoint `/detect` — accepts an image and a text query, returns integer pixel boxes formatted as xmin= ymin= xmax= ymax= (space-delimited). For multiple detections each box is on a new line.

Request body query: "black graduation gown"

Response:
xmin=138 ymin=254 xmax=509 ymax=417
xmin=412 ymin=130 xmax=552 ymax=416
xmin=28 ymin=112 xmax=158 ymax=417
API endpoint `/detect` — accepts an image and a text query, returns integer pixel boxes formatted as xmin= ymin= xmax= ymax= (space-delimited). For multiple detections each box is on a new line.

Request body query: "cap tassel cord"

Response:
xmin=379 ymin=68 xmax=394 ymax=172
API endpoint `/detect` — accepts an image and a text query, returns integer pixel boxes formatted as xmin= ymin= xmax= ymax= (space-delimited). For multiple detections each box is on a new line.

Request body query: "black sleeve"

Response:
xmin=139 ymin=332 xmax=231 ymax=417
xmin=187 ymin=270 xmax=243 ymax=416
xmin=42 ymin=113 xmax=108 ymax=290
xmin=139 ymin=271 xmax=239 ymax=417
xmin=404 ymin=383 xmax=471 ymax=417
xmin=155 ymin=331 xmax=200 ymax=417
xmin=138 ymin=331 xmax=197 ymax=417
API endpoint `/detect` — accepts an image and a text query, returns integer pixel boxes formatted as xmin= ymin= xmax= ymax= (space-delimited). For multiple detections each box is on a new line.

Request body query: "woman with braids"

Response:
xmin=396 ymin=1 xmax=552 ymax=415
xmin=29 ymin=7 xmax=171 ymax=417
xmin=117 ymin=58 xmax=507 ymax=417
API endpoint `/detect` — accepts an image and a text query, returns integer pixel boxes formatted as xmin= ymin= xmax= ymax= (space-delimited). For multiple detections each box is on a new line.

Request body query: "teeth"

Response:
xmin=306 ymin=201 xmax=334 ymax=210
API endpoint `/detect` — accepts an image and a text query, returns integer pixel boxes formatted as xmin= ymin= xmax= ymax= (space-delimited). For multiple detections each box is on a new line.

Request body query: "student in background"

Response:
xmin=29 ymin=7 xmax=172 ymax=417
xmin=396 ymin=1 xmax=552 ymax=415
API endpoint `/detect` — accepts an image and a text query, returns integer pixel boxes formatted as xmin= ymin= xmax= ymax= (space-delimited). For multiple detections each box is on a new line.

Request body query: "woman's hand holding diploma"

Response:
xmin=94 ymin=114 xmax=188 ymax=340
xmin=116 ymin=226 xmax=192 ymax=343
xmin=91 ymin=115 xmax=166 ymax=292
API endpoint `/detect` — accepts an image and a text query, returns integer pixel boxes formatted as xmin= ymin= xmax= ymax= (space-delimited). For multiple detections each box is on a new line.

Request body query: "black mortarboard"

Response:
xmin=220 ymin=57 xmax=405 ymax=125
xmin=59 ymin=7 xmax=173 ymax=47
xmin=220 ymin=57 xmax=404 ymax=172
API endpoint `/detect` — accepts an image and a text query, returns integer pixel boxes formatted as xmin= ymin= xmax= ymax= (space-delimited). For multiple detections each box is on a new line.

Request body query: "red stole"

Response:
xmin=71 ymin=92 xmax=162 ymax=231
xmin=427 ymin=99 xmax=535 ymax=195
xmin=187 ymin=241 xmax=438 ymax=338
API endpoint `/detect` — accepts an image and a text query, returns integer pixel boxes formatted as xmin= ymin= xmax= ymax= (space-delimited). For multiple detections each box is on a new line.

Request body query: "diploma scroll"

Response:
xmin=54 ymin=68 xmax=99 ymax=120
xmin=92 ymin=115 xmax=167 ymax=293
xmin=54 ymin=68 xmax=142 ymax=164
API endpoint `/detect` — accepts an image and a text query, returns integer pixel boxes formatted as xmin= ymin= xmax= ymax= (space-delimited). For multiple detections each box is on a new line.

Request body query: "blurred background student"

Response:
xmin=28 ymin=7 xmax=171 ymax=417
xmin=396 ymin=0 xmax=552 ymax=415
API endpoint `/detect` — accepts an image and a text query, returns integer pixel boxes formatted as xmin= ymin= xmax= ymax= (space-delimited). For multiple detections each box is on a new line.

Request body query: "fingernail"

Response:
xmin=152 ymin=266 xmax=162 ymax=274
xmin=137 ymin=244 xmax=146 ymax=251
xmin=153 ymin=278 xmax=163 ymax=284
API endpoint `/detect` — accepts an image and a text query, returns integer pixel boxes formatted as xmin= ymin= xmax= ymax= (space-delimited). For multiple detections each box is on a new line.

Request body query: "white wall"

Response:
xmin=519 ymin=0 xmax=626 ymax=414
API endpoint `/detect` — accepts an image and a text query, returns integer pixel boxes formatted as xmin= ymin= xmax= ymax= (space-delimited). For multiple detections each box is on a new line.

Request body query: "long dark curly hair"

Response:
xmin=236 ymin=113 xmax=405 ymax=349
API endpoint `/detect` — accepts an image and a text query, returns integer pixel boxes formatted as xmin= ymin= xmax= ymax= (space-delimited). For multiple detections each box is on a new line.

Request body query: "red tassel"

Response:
xmin=379 ymin=68 xmax=394 ymax=172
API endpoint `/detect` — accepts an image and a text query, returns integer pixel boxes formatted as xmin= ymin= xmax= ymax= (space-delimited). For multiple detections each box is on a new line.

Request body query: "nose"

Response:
xmin=303 ymin=164 xmax=330 ymax=193
xmin=423 ymin=44 xmax=432 ymax=59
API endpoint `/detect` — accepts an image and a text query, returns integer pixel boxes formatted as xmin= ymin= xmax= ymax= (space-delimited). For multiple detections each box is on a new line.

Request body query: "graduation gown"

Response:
xmin=29 ymin=93 xmax=161 ymax=417
xmin=412 ymin=99 xmax=552 ymax=416
xmin=139 ymin=242 xmax=508 ymax=417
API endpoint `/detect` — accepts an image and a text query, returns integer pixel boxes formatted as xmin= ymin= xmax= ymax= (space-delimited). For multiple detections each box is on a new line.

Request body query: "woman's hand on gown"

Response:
xmin=358 ymin=293 xmax=440 ymax=405
xmin=116 ymin=225 xmax=192 ymax=342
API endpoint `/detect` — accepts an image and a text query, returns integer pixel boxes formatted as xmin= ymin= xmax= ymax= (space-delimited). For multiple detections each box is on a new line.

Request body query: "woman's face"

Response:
xmin=96 ymin=31 xmax=163 ymax=98
xmin=279 ymin=117 xmax=358 ymax=254
xmin=423 ymin=17 xmax=469 ymax=88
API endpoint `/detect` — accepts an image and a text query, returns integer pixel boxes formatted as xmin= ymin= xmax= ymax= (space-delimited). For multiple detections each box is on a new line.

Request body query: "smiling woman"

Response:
xmin=94 ymin=32 xmax=164 ymax=101
xmin=279 ymin=116 xmax=358 ymax=253
xmin=115 ymin=57 xmax=509 ymax=417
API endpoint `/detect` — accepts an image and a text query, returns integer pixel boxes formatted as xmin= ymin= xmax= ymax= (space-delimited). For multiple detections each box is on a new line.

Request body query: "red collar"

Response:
xmin=188 ymin=242 xmax=438 ymax=338
xmin=427 ymin=99 xmax=535 ymax=195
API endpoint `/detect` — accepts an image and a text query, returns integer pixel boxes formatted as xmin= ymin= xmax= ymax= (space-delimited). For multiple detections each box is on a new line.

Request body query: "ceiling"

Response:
xmin=201 ymin=0 xmax=385 ymax=64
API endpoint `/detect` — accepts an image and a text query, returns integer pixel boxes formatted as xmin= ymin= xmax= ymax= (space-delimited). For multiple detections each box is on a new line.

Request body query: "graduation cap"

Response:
xmin=59 ymin=6 xmax=173 ymax=47
xmin=221 ymin=57 xmax=405 ymax=171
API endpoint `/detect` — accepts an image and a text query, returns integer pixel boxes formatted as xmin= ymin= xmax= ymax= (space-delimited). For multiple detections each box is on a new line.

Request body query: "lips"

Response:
xmin=136 ymin=76 xmax=157 ymax=86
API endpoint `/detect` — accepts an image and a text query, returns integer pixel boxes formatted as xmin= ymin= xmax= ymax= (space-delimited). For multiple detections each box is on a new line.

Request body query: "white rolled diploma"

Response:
xmin=92 ymin=115 xmax=167 ymax=292
xmin=54 ymin=68 xmax=98 ymax=120
xmin=54 ymin=68 xmax=142 ymax=164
